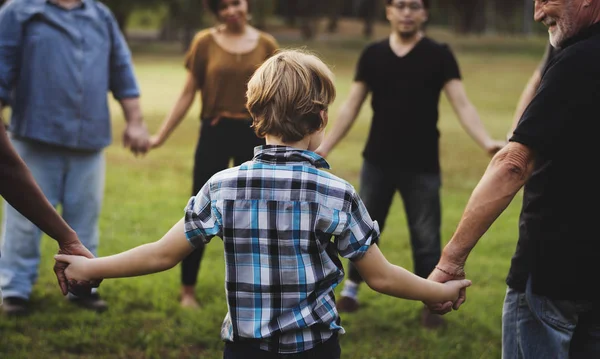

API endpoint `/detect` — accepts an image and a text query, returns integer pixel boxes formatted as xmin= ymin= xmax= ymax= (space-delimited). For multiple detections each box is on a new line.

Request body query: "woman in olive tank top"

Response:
xmin=149 ymin=0 xmax=279 ymax=309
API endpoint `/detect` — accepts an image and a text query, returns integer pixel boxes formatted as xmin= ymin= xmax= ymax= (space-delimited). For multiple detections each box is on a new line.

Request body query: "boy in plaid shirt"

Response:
xmin=56 ymin=49 xmax=471 ymax=358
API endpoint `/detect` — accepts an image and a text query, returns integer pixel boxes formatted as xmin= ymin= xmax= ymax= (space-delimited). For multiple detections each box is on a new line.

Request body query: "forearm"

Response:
xmin=155 ymin=91 xmax=195 ymax=143
xmin=0 ymin=127 xmax=76 ymax=244
xmin=456 ymin=104 xmax=495 ymax=150
xmin=319 ymin=103 xmax=359 ymax=153
xmin=441 ymin=157 xmax=529 ymax=267
xmin=370 ymin=262 xmax=456 ymax=303
xmin=76 ymin=218 xmax=195 ymax=280
xmin=119 ymin=97 xmax=144 ymax=125
xmin=82 ymin=242 xmax=177 ymax=279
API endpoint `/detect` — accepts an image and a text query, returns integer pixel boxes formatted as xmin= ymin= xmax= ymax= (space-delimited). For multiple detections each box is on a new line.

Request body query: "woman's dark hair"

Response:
xmin=205 ymin=0 xmax=250 ymax=15
xmin=386 ymin=0 xmax=429 ymax=9
xmin=205 ymin=0 xmax=220 ymax=15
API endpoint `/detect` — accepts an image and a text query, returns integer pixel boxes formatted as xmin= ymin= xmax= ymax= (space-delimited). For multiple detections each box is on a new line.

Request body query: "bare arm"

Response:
xmin=150 ymin=72 xmax=198 ymax=149
xmin=55 ymin=218 xmax=196 ymax=280
xmin=0 ymin=114 xmax=97 ymax=294
xmin=437 ymin=142 xmax=535 ymax=274
xmin=315 ymin=82 xmax=369 ymax=158
xmin=507 ymin=69 xmax=542 ymax=140
xmin=444 ymin=79 xmax=505 ymax=156
xmin=352 ymin=244 xmax=471 ymax=303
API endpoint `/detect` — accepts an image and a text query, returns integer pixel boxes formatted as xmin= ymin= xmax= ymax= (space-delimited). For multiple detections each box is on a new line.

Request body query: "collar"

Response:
xmin=561 ymin=21 xmax=600 ymax=49
xmin=253 ymin=145 xmax=331 ymax=169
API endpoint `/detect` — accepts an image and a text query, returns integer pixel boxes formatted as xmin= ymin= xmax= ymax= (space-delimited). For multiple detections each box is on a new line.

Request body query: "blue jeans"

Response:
xmin=502 ymin=278 xmax=600 ymax=358
xmin=348 ymin=160 xmax=441 ymax=282
xmin=0 ymin=138 xmax=104 ymax=299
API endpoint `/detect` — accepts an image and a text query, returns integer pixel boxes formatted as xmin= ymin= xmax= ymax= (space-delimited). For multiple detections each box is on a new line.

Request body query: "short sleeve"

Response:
xmin=440 ymin=44 xmax=461 ymax=83
xmin=511 ymin=48 xmax=597 ymax=155
xmin=353 ymin=46 xmax=372 ymax=85
xmin=335 ymin=192 xmax=380 ymax=260
xmin=184 ymin=30 xmax=210 ymax=88
xmin=184 ymin=182 xmax=221 ymax=248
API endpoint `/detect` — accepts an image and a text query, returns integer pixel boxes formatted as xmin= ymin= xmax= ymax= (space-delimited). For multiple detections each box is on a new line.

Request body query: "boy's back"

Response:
xmin=184 ymin=144 xmax=379 ymax=354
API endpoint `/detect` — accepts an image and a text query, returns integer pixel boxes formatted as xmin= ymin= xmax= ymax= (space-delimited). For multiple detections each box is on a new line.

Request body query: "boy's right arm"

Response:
xmin=352 ymin=244 xmax=471 ymax=304
xmin=55 ymin=218 xmax=196 ymax=281
xmin=315 ymin=81 xmax=369 ymax=158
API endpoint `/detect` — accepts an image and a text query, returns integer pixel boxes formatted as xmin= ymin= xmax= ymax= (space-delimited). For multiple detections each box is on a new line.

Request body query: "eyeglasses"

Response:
xmin=390 ymin=2 xmax=424 ymax=11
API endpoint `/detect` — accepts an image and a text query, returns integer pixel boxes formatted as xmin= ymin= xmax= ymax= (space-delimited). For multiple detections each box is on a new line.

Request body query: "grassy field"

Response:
xmin=0 ymin=27 xmax=548 ymax=358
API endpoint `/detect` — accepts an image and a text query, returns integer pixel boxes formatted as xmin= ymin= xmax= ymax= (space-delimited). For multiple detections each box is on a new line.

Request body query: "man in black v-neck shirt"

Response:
xmin=316 ymin=0 xmax=504 ymax=328
xmin=428 ymin=0 xmax=600 ymax=356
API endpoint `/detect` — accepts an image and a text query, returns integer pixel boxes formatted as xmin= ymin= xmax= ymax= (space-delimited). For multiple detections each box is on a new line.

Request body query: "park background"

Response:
xmin=0 ymin=1 xmax=550 ymax=358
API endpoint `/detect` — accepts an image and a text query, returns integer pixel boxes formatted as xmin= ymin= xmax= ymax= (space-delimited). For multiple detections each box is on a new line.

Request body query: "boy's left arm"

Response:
xmin=55 ymin=218 xmax=195 ymax=281
xmin=444 ymin=79 xmax=505 ymax=156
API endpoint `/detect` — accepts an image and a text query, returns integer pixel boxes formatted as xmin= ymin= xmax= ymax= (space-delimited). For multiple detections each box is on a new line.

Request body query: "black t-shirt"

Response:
xmin=355 ymin=37 xmax=461 ymax=173
xmin=507 ymin=23 xmax=600 ymax=300
xmin=538 ymin=42 xmax=558 ymax=71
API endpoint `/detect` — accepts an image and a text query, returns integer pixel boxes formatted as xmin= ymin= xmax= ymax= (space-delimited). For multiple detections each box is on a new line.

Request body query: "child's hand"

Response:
xmin=54 ymin=254 xmax=95 ymax=282
xmin=442 ymin=278 xmax=472 ymax=304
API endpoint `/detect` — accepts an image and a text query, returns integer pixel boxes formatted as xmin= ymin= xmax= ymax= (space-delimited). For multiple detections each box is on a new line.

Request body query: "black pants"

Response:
xmin=181 ymin=117 xmax=264 ymax=286
xmin=223 ymin=334 xmax=341 ymax=359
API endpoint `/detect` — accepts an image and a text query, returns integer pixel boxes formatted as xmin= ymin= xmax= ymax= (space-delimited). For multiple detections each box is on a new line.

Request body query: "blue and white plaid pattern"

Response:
xmin=184 ymin=145 xmax=379 ymax=354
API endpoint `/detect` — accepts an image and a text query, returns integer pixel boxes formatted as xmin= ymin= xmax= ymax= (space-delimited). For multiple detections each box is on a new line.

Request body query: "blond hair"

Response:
xmin=247 ymin=49 xmax=336 ymax=143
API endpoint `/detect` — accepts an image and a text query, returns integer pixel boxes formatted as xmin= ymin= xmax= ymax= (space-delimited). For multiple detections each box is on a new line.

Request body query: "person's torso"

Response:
xmin=192 ymin=30 xmax=276 ymax=119
xmin=507 ymin=26 xmax=600 ymax=300
xmin=8 ymin=0 xmax=117 ymax=150
xmin=361 ymin=37 xmax=455 ymax=172
xmin=207 ymin=147 xmax=357 ymax=353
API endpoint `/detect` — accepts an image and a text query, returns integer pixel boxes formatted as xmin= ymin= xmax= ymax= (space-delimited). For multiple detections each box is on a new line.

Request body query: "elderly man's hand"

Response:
xmin=54 ymin=238 xmax=101 ymax=296
xmin=424 ymin=263 xmax=467 ymax=314
xmin=123 ymin=121 xmax=150 ymax=156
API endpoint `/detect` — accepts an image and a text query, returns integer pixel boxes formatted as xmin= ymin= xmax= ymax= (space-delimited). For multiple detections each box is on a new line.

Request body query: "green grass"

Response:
xmin=0 ymin=31 xmax=547 ymax=358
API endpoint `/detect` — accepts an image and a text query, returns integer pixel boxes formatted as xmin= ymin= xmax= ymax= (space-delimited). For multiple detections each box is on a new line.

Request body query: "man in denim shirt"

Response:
xmin=0 ymin=0 xmax=149 ymax=315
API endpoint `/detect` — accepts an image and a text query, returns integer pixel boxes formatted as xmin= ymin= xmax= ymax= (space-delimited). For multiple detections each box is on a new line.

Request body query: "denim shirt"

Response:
xmin=0 ymin=0 xmax=140 ymax=150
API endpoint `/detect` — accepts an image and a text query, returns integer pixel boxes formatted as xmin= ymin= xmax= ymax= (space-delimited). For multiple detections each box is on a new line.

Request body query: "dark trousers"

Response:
xmin=223 ymin=334 xmax=341 ymax=359
xmin=348 ymin=160 xmax=442 ymax=282
xmin=181 ymin=117 xmax=264 ymax=286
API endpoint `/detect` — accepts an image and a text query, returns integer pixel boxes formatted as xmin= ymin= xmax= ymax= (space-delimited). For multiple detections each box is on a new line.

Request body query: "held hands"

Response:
xmin=54 ymin=254 xmax=96 ymax=284
xmin=54 ymin=238 xmax=101 ymax=296
xmin=123 ymin=121 xmax=150 ymax=156
xmin=424 ymin=264 xmax=469 ymax=315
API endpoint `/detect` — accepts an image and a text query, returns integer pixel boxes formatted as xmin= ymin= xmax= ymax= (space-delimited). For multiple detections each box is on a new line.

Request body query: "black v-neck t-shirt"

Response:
xmin=355 ymin=37 xmax=461 ymax=173
xmin=506 ymin=22 xmax=600 ymax=300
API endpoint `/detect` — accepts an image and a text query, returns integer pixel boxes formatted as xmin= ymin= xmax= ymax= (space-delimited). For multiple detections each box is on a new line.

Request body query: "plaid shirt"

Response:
xmin=184 ymin=145 xmax=379 ymax=354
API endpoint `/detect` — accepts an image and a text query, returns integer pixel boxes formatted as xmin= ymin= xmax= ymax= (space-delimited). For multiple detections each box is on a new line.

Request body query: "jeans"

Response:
xmin=223 ymin=333 xmax=340 ymax=359
xmin=0 ymin=138 xmax=104 ymax=299
xmin=347 ymin=160 xmax=441 ymax=282
xmin=181 ymin=118 xmax=264 ymax=286
xmin=502 ymin=277 xmax=600 ymax=359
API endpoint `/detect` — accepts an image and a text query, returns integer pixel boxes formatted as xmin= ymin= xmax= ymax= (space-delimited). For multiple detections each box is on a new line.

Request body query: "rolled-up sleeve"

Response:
xmin=0 ymin=4 xmax=21 ymax=104
xmin=336 ymin=192 xmax=380 ymax=260
xmin=184 ymin=182 xmax=222 ymax=248
xmin=104 ymin=9 xmax=139 ymax=100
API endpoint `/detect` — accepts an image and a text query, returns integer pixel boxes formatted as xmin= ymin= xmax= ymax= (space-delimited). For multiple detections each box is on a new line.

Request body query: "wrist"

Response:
xmin=440 ymin=244 xmax=467 ymax=273
xmin=59 ymin=229 xmax=79 ymax=248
